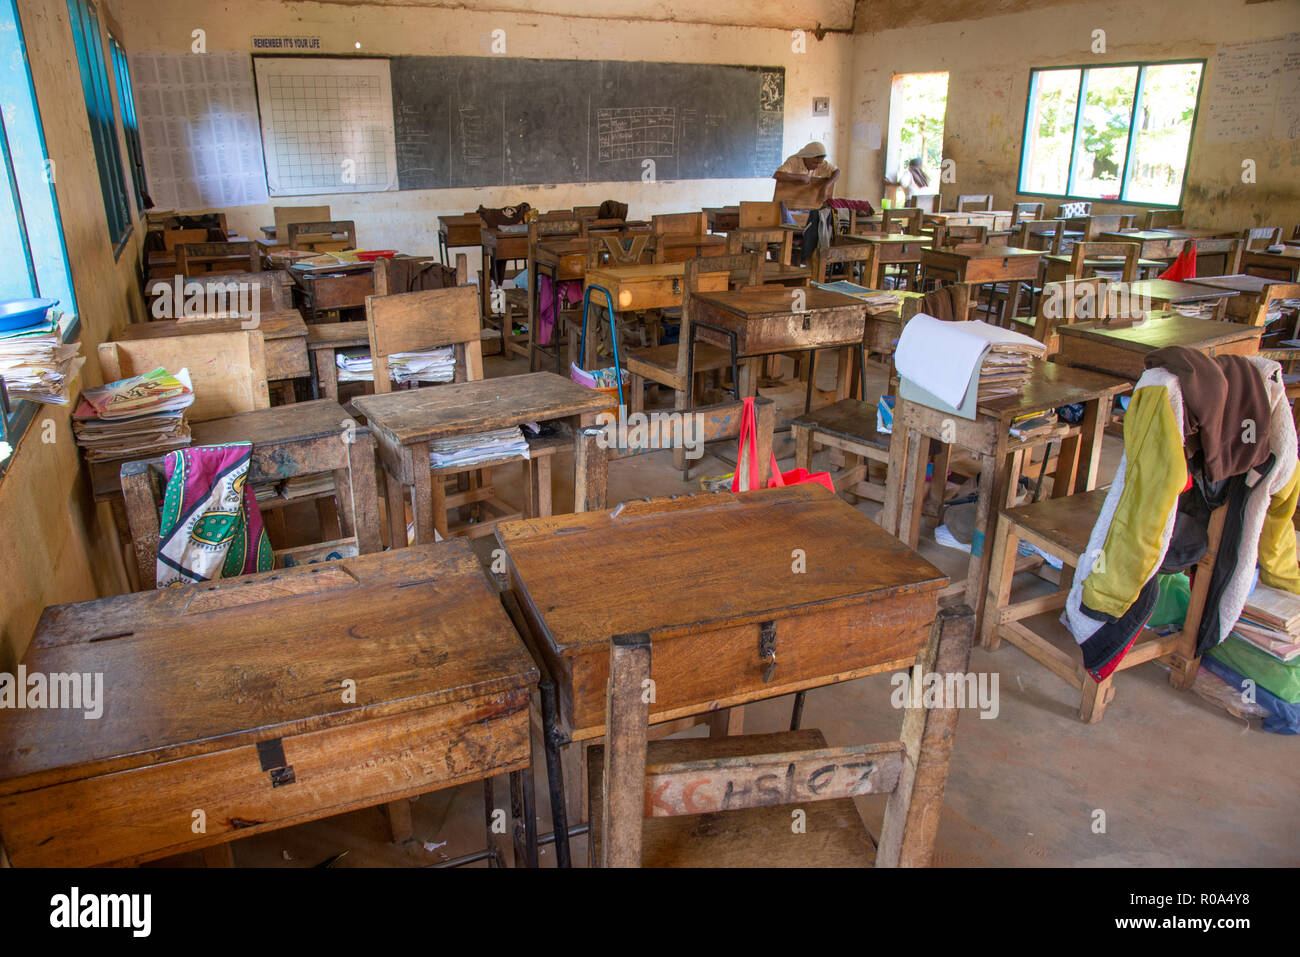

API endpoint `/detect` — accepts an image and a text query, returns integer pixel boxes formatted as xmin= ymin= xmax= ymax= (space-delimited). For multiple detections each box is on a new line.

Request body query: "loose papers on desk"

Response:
xmin=429 ymin=427 xmax=530 ymax=469
xmin=894 ymin=314 xmax=1045 ymax=418
xmin=0 ymin=319 xmax=84 ymax=405
xmin=336 ymin=347 xmax=455 ymax=384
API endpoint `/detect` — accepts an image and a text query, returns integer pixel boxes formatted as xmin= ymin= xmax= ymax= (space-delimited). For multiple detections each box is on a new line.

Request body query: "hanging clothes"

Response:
xmin=1063 ymin=350 xmax=1300 ymax=679
xmin=156 ymin=442 xmax=274 ymax=588
xmin=537 ymin=274 xmax=582 ymax=347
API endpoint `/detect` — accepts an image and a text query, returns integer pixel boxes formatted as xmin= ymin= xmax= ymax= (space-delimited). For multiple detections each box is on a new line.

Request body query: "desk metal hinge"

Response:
xmin=257 ymin=737 xmax=296 ymax=788
xmin=759 ymin=620 xmax=778 ymax=683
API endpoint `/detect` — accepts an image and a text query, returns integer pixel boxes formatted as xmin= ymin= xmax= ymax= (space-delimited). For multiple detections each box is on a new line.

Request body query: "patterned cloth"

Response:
xmin=156 ymin=442 xmax=273 ymax=587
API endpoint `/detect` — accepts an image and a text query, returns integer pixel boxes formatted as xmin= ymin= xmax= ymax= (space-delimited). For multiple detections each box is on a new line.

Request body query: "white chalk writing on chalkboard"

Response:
xmin=1204 ymin=32 xmax=1300 ymax=143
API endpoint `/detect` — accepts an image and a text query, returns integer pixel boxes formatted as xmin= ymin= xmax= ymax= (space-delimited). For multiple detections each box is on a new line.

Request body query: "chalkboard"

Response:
xmin=390 ymin=56 xmax=784 ymax=190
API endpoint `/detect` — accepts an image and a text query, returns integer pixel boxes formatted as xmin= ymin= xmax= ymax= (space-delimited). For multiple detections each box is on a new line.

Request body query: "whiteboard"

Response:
xmin=1203 ymin=32 xmax=1300 ymax=143
xmin=253 ymin=57 xmax=398 ymax=196
xmin=131 ymin=52 xmax=269 ymax=209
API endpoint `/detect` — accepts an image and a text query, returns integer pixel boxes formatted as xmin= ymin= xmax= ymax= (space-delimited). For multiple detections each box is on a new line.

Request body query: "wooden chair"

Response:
xmin=623 ymin=253 xmax=761 ymax=473
xmin=726 ymin=226 xmax=794 ymax=266
xmin=372 ymin=254 xmax=467 ymax=296
xmin=930 ymin=223 xmax=988 ymax=250
xmin=881 ymin=207 xmax=922 ymax=235
xmin=1186 ymin=237 xmax=1244 ymax=277
xmin=738 ymin=201 xmax=781 ymax=228
xmin=146 ymin=269 xmax=292 ymax=316
xmin=1012 ymin=202 xmax=1045 ymax=224
xmin=1242 ymin=227 xmax=1282 ymax=250
xmin=174 ymin=242 xmax=260 ymax=278
xmin=119 ymin=426 xmax=382 ymax=588
xmin=982 ymin=489 xmax=1218 ymax=722
xmin=652 ymin=211 xmax=708 ymax=237
xmin=273 ymin=205 xmax=331 ymax=243
xmin=1143 ymin=208 xmax=1184 ymax=229
xmin=1065 ymin=241 xmax=1142 ymax=282
xmin=807 ymin=239 xmax=874 ymax=284
xmin=956 ymin=194 xmax=993 ymax=212
xmin=98 ymin=331 xmax=270 ymax=422
xmin=1031 ymin=277 xmax=1112 ymax=353
xmin=906 ymin=193 xmax=940 ymax=213
xmin=1071 ymin=213 xmax=1135 ymax=240
xmin=1056 ymin=200 xmax=1092 ymax=219
xmin=586 ymin=231 xmax=657 ymax=269
xmin=587 ymin=604 xmax=975 ymax=867
xmin=287 ymin=220 xmax=357 ymax=251
xmin=1014 ymin=219 xmax=1064 ymax=254
xmin=365 ymin=285 xmax=483 ymax=395
xmin=161 ymin=227 xmax=208 ymax=251
xmin=572 ymin=397 xmax=776 ymax=509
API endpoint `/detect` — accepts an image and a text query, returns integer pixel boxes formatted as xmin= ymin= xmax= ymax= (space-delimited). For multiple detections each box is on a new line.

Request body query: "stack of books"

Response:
xmin=72 ymin=367 xmax=194 ymax=463
xmin=336 ymin=347 xmax=455 ymax=384
xmin=978 ymin=343 xmax=1042 ymax=401
xmin=1232 ymin=585 xmax=1300 ymax=662
xmin=0 ymin=314 xmax=84 ymax=405
xmin=429 ymin=427 xmax=530 ymax=470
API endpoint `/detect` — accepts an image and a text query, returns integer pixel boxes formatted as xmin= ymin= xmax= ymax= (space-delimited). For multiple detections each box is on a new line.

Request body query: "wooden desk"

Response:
xmin=118 ymin=310 xmax=310 ymax=387
xmin=750 ymin=260 xmax=810 ymax=286
xmin=689 ymin=287 xmax=867 ymax=400
xmin=882 ymin=360 xmax=1129 ymax=627
xmin=146 ymin=240 xmax=253 ymax=281
xmin=922 ymin=246 xmax=1042 ymax=320
xmin=289 ymin=262 xmax=375 ymax=322
xmin=845 ymin=233 xmax=928 ymax=288
xmin=1042 ymin=253 xmax=1166 ymax=283
xmin=1055 ymin=314 xmax=1263 ymax=380
xmin=480 ymin=224 xmax=534 ymax=323
xmin=530 ymin=237 xmax=589 ymax=373
xmin=352 ymin=372 xmax=611 ymax=543
xmin=1096 ymin=227 xmax=1225 ymax=260
xmin=704 ymin=206 xmax=740 ymax=232
xmin=657 ymin=233 xmax=727 ymax=262
xmin=497 ymin=483 xmax=947 ymax=863
xmin=306 ymin=320 xmax=370 ymax=399
xmin=1185 ymin=274 xmax=1300 ymax=327
xmin=1244 ymin=247 xmax=1300 ymax=282
xmin=0 ymin=541 xmax=538 ymax=867
xmin=1126 ymin=278 xmax=1237 ymax=316
xmin=439 ymin=212 xmax=482 ymax=264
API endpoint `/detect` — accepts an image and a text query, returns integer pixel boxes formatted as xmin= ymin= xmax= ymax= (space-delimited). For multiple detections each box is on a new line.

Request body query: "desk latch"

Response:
xmin=257 ymin=737 xmax=296 ymax=788
xmin=759 ymin=620 xmax=778 ymax=683
xmin=802 ymin=315 xmax=811 ymax=331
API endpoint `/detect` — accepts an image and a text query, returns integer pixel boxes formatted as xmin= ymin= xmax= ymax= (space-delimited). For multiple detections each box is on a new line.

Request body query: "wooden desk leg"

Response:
xmin=383 ymin=469 xmax=409 ymax=549
xmin=201 ymin=842 xmax=234 ymax=867
xmin=881 ymin=414 xmax=910 ymax=536
xmin=1052 ymin=434 xmax=1083 ymax=500
xmin=410 ymin=444 xmax=445 ymax=543
xmin=315 ymin=347 xmax=340 ymax=400
xmin=707 ymin=706 xmax=744 ymax=737
xmin=968 ymin=448 xmax=1022 ymax=625
xmin=794 ymin=424 xmax=813 ymax=471
xmin=385 ymin=799 xmax=414 ymax=843
xmin=480 ymin=248 xmax=491 ymax=323
xmin=981 ymin=513 xmax=1019 ymax=650
xmin=834 ymin=346 xmax=853 ymax=401
xmin=1074 ymin=397 xmax=1107 ymax=494
xmin=897 ymin=429 xmax=930 ymax=549
xmin=737 ymin=357 xmax=761 ymax=398
xmin=528 ymin=455 xmax=553 ymax=519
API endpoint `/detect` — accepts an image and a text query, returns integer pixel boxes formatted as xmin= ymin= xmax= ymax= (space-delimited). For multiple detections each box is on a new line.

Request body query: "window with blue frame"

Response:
xmin=1 ymin=0 xmax=80 ymax=468
xmin=67 ymin=0 xmax=132 ymax=248
xmin=109 ymin=33 xmax=147 ymax=212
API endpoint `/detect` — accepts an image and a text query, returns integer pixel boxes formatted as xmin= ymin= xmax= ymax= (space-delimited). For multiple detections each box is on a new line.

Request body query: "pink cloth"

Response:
xmin=538 ymin=274 xmax=583 ymax=345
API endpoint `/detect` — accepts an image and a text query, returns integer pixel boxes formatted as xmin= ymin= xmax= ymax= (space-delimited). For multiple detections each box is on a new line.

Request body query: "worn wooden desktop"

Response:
xmin=118 ymin=310 xmax=310 ymax=386
xmin=352 ymin=372 xmax=611 ymax=544
xmin=1041 ymin=253 xmax=1165 ymax=283
xmin=496 ymin=483 xmax=948 ymax=864
xmin=923 ymin=246 xmax=1042 ymax=285
xmin=881 ymin=359 xmax=1129 ymax=627
xmin=1243 ymin=246 xmax=1300 ymax=282
xmin=1055 ymin=313 xmax=1263 ymax=380
xmin=688 ymin=286 xmax=867 ymax=399
xmin=1186 ymin=274 xmax=1300 ymax=327
xmin=1095 ymin=228 xmax=1224 ymax=259
xmin=843 ymin=233 xmax=929 ymax=288
xmin=439 ymin=212 xmax=482 ymax=264
xmin=0 ymin=541 xmax=539 ymax=867
xmin=1126 ymin=278 xmax=1238 ymax=312
xmin=290 ymin=261 xmax=376 ymax=322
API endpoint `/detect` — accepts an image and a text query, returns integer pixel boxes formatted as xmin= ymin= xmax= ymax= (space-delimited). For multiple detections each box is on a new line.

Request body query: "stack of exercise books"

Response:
xmin=72 ymin=367 xmax=193 ymax=463
xmin=1232 ymin=585 xmax=1300 ymax=662
xmin=428 ymin=427 xmax=530 ymax=470
xmin=336 ymin=347 xmax=455 ymax=384
xmin=977 ymin=343 xmax=1041 ymax=402
xmin=0 ymin=314 xmax=84 ymax=405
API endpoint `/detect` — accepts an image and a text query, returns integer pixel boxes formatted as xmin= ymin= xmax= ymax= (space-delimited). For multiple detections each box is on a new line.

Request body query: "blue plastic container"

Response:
xmin=0 ymin=298 xmax=57 ymax=333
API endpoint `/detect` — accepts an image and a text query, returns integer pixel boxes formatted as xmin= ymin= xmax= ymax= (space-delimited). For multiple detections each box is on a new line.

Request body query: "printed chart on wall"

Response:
xmin=130 ymin=52 xmax=269 ymax=209
xmin=253 ymin=57 xmax=399 ymax=195
xmin=1203 ymin=32 xmax=1300 ymax=142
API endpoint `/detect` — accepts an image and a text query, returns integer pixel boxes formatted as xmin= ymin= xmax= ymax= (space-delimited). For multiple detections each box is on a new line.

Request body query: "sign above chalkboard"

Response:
xmin=251 ymin=36 xmax=322 ymax=51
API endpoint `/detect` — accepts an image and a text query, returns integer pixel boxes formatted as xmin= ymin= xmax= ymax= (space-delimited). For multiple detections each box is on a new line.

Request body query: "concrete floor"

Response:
xmin=152 ymin=351 xmax=1300 ymax=868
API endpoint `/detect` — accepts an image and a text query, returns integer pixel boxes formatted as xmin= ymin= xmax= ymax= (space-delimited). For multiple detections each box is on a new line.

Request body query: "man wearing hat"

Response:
xmin=772 ymin=141 xmax=840 ymax=205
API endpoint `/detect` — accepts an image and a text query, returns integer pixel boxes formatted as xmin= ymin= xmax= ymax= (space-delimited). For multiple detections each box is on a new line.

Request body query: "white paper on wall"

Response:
xmin=130 ymin=51 xmax=270 ymax=210
xmin=1203 ymin=32 xmax=1300 ymax=143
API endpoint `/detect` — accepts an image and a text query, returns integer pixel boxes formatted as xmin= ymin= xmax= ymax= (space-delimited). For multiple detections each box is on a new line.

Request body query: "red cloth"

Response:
xmin=1158 ymin=241 xmax=1198 ymax=281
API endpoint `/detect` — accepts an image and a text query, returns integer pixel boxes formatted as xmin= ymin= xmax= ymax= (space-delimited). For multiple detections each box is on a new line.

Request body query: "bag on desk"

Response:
xmin=731 ymin=396 xmax=835 ymax=494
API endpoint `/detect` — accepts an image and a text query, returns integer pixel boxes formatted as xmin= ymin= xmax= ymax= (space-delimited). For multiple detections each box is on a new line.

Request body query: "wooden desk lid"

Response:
xmin=0 ymin=541 xmax=536 ymax=792
xmin=1057 ymin=313 xmax=1261 ymax=352
xmin=353 ymin=372 xmax=611 ymax=445
xmin=693 ymin=286 xmax=865 ymax=316
xmin=497 ymin=485 xmax=946 ymax=656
